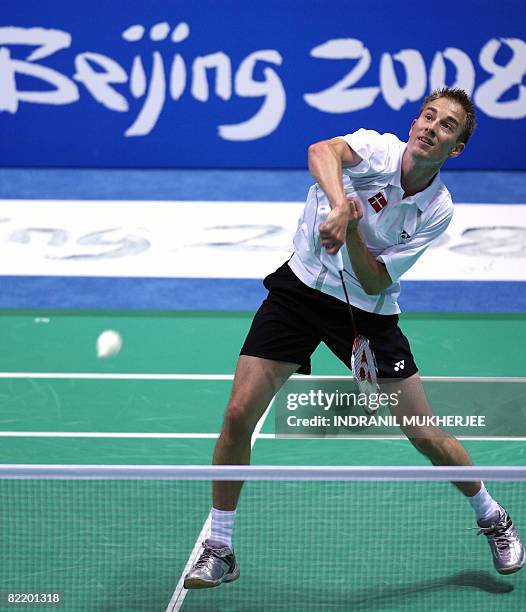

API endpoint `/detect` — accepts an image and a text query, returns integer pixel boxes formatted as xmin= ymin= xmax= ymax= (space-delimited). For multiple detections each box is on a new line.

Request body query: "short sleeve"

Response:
xmin=377 ymin=202 xmax=453 ymax=283
xmin=338 ymin=129 xmax=402 ymax=177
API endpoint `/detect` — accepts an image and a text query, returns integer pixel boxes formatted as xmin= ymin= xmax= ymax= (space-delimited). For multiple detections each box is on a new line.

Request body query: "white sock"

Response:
xmin=468 ymin=482 xmax=500 ymax=521
xmin=210 ymin=507 xmax=236 ymax=548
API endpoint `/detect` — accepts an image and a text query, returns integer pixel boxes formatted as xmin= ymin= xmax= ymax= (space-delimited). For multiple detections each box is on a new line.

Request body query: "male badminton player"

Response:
xmin=184 ymin=88 xmax=524 ymax=588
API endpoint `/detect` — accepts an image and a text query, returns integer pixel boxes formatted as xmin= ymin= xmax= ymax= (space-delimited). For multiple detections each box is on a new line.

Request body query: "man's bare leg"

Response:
xmin=184 ymin=355 xmax=299 ymax=589
xmin=387 ymin=372 xmax=480 ymax=496
xmin=213 ymin=355 xmax=299 ymax=510
xmin=384 ymin=372 xmax=525 ymax=574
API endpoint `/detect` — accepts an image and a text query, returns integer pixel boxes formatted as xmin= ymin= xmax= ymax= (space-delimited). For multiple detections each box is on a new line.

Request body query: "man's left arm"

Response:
xmin=341 ymin=197 xmax=392 ymax=295
xmin=343 ymin=197 xmax=453 ymax=296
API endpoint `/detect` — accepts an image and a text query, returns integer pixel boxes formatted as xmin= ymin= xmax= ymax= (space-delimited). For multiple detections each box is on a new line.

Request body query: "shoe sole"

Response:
xmin=497 ymin=560 xmax=525 ymax=575
xmin=184 ymin=567 xmax=240 ymax=589
xmin=497 ymin=565 xmax=524 ymax=575
xmin=496 ymin=550 xmax=526 ymax=575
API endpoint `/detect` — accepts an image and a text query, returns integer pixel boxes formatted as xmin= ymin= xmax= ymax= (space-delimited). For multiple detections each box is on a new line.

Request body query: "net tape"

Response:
xmin=0 ymin=464 xmax=525 ymax=480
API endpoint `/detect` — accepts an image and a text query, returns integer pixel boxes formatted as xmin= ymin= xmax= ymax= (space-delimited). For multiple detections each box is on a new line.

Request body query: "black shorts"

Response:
xmin=240 ymin=262 xmax=418 ymax=379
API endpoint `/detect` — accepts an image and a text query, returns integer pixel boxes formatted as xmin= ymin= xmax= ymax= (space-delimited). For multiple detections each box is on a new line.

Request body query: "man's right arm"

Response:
xmin=307 ymin=137 xmax=362 ymax=210
xmin=308 ymin=138 xmax=363 ymax=253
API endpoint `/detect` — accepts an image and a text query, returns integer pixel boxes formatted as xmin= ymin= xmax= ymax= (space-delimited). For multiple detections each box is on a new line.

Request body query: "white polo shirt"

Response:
xmin=288 ymin=128 xmax=454 ymax=314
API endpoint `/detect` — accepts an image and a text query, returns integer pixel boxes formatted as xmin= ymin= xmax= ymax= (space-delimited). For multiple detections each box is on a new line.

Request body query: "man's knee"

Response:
xmin=409 ymin=430 xmax=457 ymax=462
xmin=409 ymin=430 xmax=448 ymax=457
xmin=221 ymin=400 xmax=258 ymax=442
xmin=410 ymin=435 xmax=436 ymax=457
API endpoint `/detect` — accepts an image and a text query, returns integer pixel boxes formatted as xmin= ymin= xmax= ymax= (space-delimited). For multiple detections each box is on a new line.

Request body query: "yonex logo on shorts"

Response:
xmin=368 ymin=191 xmax=388 ymax=213
xmin=394 ymin=360 xmax=405 ymax=371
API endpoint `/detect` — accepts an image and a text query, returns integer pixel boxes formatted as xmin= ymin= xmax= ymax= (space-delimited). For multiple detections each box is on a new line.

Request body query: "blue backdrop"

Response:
xmin=1 ymin=0 xmax=525 ymax=169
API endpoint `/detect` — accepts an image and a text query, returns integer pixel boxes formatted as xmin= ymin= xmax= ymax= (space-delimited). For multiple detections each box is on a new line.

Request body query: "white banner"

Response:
xmin=0 ymin=200 xmax=524 ymax=281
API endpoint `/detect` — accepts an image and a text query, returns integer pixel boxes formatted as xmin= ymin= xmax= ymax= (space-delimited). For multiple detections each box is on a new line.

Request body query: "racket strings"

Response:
xmin=354 ymin=338 xmax=374 ymax=383
xmin=352 ymin=336 xmax=377 ymax=385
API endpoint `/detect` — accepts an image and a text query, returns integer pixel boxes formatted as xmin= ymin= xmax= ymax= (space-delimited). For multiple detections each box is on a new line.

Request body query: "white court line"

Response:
xmin=0 ymin=431 xmax=524 ymax=441
xmin=0 ymin=432 xmax=223 ymax=438
xmin=0 ymin=373 xmax=235 ymax=380
xmin=0 ymin=372 xmax=525 ymax=382
xmin=0 ymin=431 xmax=270 ymax=439
xmin=164 ymin=400 xmax=274 ymax=612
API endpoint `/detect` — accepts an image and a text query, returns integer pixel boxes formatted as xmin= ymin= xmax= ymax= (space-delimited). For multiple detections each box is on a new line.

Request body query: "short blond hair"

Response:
xmin=419 ymin=88 xmax=476 ymax=144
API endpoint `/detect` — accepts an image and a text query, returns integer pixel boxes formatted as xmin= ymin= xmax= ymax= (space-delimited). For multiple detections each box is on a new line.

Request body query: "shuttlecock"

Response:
xmin=96 ymin=330 xmax=122 ymax=358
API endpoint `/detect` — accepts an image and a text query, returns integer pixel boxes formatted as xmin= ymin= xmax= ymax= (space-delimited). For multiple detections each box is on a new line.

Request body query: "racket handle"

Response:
xmin=320 ymin=247 xmax=344 ymax=274
xmin=317 ymin=201 xmax=345 ymax=273
xmin=331 ymin=249 xmax=344 ymax=272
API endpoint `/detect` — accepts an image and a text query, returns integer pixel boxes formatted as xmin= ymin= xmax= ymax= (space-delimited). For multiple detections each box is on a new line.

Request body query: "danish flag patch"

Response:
xmin=368 ymin=191 xmax=388 ymax=213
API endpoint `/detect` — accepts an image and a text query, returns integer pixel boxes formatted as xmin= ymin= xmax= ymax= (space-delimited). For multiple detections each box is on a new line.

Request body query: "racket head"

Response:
xmin=351 ymin=334 xmax=380 ymax=414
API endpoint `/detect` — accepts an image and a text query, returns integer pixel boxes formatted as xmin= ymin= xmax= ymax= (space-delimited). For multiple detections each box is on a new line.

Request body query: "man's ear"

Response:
xmin=409 ymin=118 xmax=417 ymax=137
xmin=448 ymin=141 xmax=465 ymax=158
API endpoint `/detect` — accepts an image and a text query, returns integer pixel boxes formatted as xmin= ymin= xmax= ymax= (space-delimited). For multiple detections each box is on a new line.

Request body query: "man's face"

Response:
xmin=408 ymin=97 xmax=466 ymax=164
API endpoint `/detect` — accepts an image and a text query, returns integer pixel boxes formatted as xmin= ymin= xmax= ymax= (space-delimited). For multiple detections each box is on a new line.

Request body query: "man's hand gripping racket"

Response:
xmin=325 ymin=249 xmax=380 ymax=416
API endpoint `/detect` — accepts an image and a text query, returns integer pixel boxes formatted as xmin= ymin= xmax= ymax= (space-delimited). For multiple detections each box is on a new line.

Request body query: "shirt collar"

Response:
xmin=390 ymin=144 xmax=442 ymax=211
